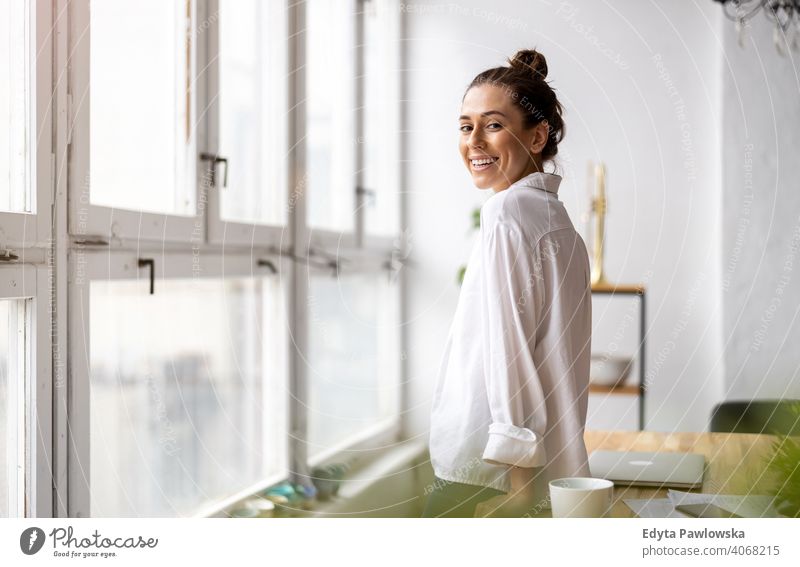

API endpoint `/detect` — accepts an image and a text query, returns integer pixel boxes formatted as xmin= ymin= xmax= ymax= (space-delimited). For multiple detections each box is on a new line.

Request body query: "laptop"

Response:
xmin=588 ymin=450 xmax=705 ymax=489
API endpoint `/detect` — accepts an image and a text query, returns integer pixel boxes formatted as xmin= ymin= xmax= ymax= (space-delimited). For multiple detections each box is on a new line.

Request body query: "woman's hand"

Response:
xmin=474 ymin=466 xmax=548 ymax=517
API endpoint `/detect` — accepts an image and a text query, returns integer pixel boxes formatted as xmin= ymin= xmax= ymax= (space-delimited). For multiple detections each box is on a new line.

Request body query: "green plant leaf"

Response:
xmin=472 ymin=207 xmax=481 ymax=230
xmin=763 ymin=402 xmax=800 ymax=517
xmin=457 ymin=265 xmax=466 ymax=286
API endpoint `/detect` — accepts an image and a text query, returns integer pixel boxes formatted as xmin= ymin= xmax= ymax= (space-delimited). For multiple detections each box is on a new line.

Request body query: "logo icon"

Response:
xmin=20 ymin=527 xmax=46 ymax=555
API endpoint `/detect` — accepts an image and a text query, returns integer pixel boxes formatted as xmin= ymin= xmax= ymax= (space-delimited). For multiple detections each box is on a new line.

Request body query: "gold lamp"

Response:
xmin=590 ymin=161 xmax=608 ymax=286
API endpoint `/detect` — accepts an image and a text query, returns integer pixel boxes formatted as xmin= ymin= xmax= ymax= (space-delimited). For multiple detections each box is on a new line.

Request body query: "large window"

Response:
xmin=87 ymin=262 xmax=288 ymax=516
xmin=17 ymin=0 xmax=406 ymax=518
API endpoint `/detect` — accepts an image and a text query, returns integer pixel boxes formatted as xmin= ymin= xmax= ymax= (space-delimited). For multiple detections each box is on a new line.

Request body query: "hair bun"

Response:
xmin=508 ymin=49 xmax=548 ymax=81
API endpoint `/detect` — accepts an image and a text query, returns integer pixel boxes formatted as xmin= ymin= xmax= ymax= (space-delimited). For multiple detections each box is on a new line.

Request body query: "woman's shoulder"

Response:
xmin=480 ymin=187 xmax=573 ymax=242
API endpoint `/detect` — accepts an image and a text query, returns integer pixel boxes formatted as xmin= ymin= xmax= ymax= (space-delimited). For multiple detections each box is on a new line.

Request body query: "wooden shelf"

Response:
xmin=591 ymin=282 xmax=645 ymax=295
xmin=590 ymin=282 xmax=647 ymax=429
xmin=589 ymin=383 xmax=641 ymax=396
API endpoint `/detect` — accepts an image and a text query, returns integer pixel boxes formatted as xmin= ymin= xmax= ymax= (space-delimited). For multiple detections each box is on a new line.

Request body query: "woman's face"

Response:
xmin=459 ymin=84 xmax=547 ymax=191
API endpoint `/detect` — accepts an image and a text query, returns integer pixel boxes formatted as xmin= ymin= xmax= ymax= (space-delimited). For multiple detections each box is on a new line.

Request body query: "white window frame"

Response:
xmin=290 ymin=0 xmax=404 ymax=473
xmin=0 ymin=265 xmax=52 ymax=518
xmin=202 ymin=0 xmax=291 ymax=248
xmin=67 ymin=0 xmax=205 ymax=245
xmin=66 ymin=249 xmax=289 ymax=517
xmin=0 ymin=0 xmax=53 ymax=250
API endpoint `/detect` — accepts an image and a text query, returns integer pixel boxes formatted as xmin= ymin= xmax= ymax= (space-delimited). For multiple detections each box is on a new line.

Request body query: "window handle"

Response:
xmin=356 ymin=185 xmax=375 ymax=205
xmin=138 ymin=258 xmax=155 ymax=295
xmin=199 ymin=152 xmax=229 ymax=188
xmin=256 ymin=259 xmax=278 ymax=274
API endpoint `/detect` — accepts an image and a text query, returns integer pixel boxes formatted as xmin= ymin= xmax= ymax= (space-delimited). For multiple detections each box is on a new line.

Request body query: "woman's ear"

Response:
xmin=529 ymin=121 xmax=549 ymax=154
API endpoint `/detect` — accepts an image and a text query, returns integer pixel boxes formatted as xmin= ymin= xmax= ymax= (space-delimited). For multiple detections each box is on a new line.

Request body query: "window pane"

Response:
xmin=0 ymin=301 xmax=10 ymax=516
xmin=90 ymin=0 xmax=196 ymax=215
xmin=0 ymin=299 xmax=27 ymax=517
xmin=0 ymin=0 xmax=31 ymax=213
xmin=90 ymin=276 xmax=288 ymax=517
xmin=218 ymin=0 xmax=288 ymax=226
xmin=306 ymin=270 xmax=401 ymax=460
xmin=363 ymin=0 xmax=400 ymax=237
xmin=306 ymin=0 xmax=356 ymax=232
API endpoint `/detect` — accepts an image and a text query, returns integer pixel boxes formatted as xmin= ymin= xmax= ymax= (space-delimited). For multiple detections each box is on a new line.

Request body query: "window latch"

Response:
xmin=199 ymin=152 xmax=229 ymax=188
xmin=256 ymin=259 xmax=278 ymax=274
xmin=356 ymin=185 xmax=376 ymax=205
xmin=138 ymin=258 xmax=155 ymax=295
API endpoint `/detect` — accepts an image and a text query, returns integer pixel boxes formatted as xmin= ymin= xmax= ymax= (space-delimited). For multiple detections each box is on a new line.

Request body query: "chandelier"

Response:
xmin=713 ymin=0 xmax=800 ymax=54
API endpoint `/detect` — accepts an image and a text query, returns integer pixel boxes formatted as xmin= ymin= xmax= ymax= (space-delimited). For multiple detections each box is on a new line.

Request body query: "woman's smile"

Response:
xmin=470 ymin=156 xmax=499 ymax=171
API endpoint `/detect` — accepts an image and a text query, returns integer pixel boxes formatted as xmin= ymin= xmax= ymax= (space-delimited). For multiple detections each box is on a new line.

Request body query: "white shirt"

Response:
xmin=428 ymin=171 xmax=592 ymax=498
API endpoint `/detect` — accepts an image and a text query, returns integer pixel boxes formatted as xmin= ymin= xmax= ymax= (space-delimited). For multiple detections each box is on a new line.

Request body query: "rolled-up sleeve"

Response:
xmin=479 ymin=220 xmax=548 ymax=468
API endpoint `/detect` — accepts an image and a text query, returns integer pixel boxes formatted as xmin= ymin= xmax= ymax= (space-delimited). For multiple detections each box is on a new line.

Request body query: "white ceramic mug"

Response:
xmin=548 ymin=477 xmax=614 ymax=518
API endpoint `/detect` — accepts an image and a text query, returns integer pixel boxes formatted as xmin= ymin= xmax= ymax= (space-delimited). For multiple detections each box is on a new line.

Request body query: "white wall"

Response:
xmin=402 ymin=0 xmax=727 ymax=439
xmin=720 ymin=16 xmax=800 ymax=401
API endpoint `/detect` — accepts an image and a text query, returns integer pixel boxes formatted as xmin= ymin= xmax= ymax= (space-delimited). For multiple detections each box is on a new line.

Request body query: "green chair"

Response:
xmin=710 ymin=399 xmax=800 ymax=436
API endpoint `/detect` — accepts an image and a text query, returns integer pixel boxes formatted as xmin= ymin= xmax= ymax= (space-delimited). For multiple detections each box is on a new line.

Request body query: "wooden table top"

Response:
xmin=527 ymin=429 xmax=780 ymax=518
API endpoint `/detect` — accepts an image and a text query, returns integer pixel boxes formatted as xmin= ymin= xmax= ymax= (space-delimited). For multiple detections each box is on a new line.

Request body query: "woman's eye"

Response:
xmin=460 ymin=123 xmax=501 ymax=133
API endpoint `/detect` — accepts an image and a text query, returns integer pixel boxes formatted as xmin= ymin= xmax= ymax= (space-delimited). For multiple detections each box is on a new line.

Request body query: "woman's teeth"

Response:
xmin=471 ymin=157 xmax=497 ymax=170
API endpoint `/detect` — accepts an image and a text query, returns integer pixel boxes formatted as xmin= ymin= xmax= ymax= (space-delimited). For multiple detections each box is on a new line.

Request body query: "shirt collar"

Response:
xmin=502 ymin=171 xmax=562 ymax=195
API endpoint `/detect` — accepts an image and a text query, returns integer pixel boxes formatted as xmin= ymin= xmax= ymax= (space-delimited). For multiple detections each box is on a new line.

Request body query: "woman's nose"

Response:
xmin=468 ymin=129 xmax=485 ymax=148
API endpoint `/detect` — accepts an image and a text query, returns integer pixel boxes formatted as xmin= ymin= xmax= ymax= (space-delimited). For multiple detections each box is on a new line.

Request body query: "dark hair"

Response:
xmin=463 ymin=49 xmax=565 ymax=164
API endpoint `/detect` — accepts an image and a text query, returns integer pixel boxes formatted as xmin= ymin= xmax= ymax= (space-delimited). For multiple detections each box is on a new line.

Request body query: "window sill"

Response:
xmin=297 ymin=437 xmax=428 ymax=517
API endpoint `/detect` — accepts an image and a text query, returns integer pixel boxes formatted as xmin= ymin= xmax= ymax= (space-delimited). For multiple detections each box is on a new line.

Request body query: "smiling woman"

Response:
xmin=458 ymin=49 xmax=565 ymax=191
xmin=425 ymin=49 xmax=592 ymax=518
